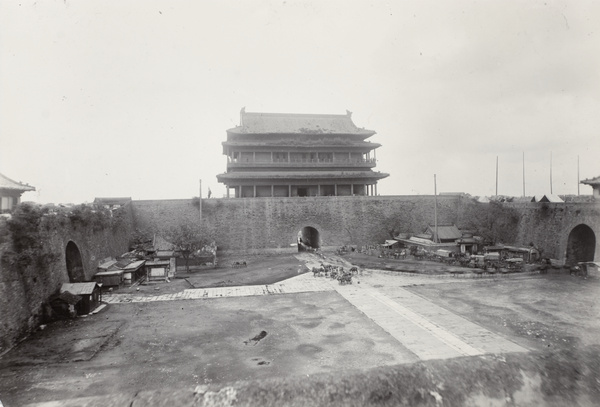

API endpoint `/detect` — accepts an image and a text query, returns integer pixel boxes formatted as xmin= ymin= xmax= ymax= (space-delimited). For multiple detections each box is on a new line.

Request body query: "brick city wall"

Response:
xmin=131 ymin=196 xmax=599 ymax=260
xmin=131 ymin=195 xmax=528 ymax=253
xmin=2 ymin=196 xmax=598 ymax=353
xmin=505 ymin=202 xmax=600 ymax=261
xmin=0 ymin=206 xmax=133 ymax=354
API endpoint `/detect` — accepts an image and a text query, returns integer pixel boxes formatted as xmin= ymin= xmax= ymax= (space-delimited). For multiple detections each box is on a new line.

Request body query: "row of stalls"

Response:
xmin=94 ymin=255 xmax=175 ymax=287
xmin=382 ymin=224 xmax=541 ymax=264
xmin=93 ymin=234 xmax=179 ymax=287
xmin=49 ymin=232 xmax=179 ymax=318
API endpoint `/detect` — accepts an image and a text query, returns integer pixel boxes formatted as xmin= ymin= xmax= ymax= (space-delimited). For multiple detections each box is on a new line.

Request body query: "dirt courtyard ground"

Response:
xmin=0 ymin=252 xmax=598 ymax=406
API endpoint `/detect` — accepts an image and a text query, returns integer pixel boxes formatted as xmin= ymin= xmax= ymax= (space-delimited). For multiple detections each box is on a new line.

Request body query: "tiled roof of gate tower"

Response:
xmin=228 ymin=109 xmax=376 ymax=136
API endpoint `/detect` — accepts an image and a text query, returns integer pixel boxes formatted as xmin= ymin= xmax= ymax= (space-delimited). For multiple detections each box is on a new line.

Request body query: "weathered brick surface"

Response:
xmin=130 ymin=197 xmax=599 ymax=259
xmin=0 ymin=207 xmax=133 ymax=354
xmin=2 ymin=196 xmax=598 ymax=354
xmin=132 ymin=196 xmax=463 ymax=251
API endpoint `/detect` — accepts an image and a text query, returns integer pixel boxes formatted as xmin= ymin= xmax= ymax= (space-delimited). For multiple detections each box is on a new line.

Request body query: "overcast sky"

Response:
xmin=1 ymin=0 xmax=599 ymax=204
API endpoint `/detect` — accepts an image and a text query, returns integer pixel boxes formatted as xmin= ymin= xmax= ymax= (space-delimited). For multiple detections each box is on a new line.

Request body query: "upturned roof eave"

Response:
xmin=226 ymin=127 xmax=376 ymax=136
xmin=581 ymin=175 xmax=600 ymax=185
xmin=0 ymin=173 xmax=36 ymax=192
xmin=217 ymin=171 xmax=389 ymax=181
xmin=221 ymin=141 xmax=382 ymax=149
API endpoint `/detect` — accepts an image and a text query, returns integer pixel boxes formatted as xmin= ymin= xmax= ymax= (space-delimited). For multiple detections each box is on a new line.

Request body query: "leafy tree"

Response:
xmin=167 ymin=224 xmax=212 ymax=273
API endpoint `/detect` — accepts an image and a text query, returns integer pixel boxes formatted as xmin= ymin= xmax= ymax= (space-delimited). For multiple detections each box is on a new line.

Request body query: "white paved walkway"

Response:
xmin=103 ymin=255 xmax=528 ymax=361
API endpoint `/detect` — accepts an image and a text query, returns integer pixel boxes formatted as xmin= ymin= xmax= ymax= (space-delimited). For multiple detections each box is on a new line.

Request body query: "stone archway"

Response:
xmin=65 ymin=241 xmax=85 ymax=282
xmin=566 ymin=224 xmax=596 ymax=265
xmin=297 ymin=227 xmax=321 ymax=252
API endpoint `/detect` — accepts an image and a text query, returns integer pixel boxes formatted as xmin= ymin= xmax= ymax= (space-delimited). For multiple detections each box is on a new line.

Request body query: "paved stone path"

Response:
xmin=104 ymin=255 xmax=528 ymax=361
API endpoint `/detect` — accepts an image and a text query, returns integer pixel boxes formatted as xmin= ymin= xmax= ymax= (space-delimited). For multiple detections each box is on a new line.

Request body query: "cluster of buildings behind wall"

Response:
xmin=1 ymin=109 xmax=599 ymax=280
xmin=1 ymin=109 xmax=599 ymax=353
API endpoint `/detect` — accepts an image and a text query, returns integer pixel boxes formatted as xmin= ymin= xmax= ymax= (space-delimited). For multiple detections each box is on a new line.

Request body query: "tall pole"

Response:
xmin=577 ymin=155 xmax=580 ymax=196
xmin=495 ymin=156 xmax=498 ymax=196
xmin=434 ymin=174 xmax=438 ymax=244
xmin=199 ymin=179 xmax=203 ymax=221
xmin=550 ymin=152 xmax=553 ymax=194
xmin=522 ymin=152 xmax=526 ymax=197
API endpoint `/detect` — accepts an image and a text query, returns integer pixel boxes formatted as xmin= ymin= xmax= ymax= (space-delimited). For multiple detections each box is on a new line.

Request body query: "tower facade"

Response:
xmin=217 ymin=109 xmax=388 ymax=198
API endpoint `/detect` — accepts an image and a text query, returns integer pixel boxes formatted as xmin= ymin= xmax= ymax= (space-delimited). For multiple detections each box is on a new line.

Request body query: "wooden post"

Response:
xmin=198 ymin=179 xmax=202 ymax=221
xmin=434 ymin=174 xmax=438 ymax=243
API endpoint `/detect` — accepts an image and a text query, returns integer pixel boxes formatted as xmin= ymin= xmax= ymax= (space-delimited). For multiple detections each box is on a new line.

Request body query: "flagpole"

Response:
xmin=550 ymin=152 xmax=553 ymax=194
xmin=522 ymin=152 xmax=526 ymax=197
xmin=495 ymin=156 xmax=498 ymax=196
xmin=577 ymin=155 xmax=580 ymax=196
xmin=434 ymin=174 xmax=438 ymax=244
xmin=199 ymin=179 xmax=203 ymax=221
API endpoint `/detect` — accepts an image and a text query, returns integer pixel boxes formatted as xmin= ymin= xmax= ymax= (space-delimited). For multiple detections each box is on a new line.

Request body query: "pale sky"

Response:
xmin=1 ymin=0 xmax=599 ymax=204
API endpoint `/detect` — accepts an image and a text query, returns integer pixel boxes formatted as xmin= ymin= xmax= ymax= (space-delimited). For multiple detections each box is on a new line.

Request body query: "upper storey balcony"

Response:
xmin=226 ymin=156 xmax=377 ymax=170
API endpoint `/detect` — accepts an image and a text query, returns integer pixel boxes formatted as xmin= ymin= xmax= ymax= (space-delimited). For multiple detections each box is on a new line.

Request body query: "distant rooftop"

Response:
xmin=0 ymin=172 xmax=35 ymax=192
xmin=93 ymin=197 xmax=132 ymax=206
xmin=228 ymin=108 xmax=376 ymax=136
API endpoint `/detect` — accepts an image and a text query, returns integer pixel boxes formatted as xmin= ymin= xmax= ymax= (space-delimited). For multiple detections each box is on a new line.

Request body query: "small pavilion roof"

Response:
xmin=228 ymin=109 xmax=375 ymax=137
xmin=0 ymin=172 xmax=35 ymax=192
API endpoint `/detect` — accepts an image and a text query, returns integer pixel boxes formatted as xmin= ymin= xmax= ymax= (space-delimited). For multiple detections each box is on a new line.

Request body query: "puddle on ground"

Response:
xmin=250 ymin=357 xmax=271 ymax=366
xmin=244 ymin=331 xmax=267 ymax=346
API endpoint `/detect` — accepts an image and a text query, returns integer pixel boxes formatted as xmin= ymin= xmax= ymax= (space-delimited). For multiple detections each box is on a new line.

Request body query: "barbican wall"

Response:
xmin=1 ymin=195 xmax=598 ymax=354
xmin=505 ymin=201 xmax=600 ymax=260
xmin=131 ymin=196 xmax=599 ymax=262
xmin=0 ymin=206 xmax=133 ymax=354
xmin=131 ymin=195 xmax=523 ymax=252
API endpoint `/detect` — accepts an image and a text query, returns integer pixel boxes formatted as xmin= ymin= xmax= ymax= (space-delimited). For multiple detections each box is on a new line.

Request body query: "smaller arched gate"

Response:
xmin=297 ymin=226 xmax=321 ymax=252
xmin=65 ymin=241 xmax=85 ymax=282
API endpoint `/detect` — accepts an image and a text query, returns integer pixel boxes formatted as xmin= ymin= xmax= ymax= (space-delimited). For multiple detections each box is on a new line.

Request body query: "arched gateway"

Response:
xmin=566 ymin=224 xmax=596 ymax=264
xmin=65 ymin=241 xmax=85 ymax=282
xmin=297 ymin=227 xmax=321 ymax=252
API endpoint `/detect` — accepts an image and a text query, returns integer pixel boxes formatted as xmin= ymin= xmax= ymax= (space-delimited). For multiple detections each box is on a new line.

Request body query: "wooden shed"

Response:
xmin=93 ymin=270 xmax=124 ymax=287
xmin=145 ymin=260 xmax=171 ymax=281
xmin=60 ymin=282 xmax=101 ymax=315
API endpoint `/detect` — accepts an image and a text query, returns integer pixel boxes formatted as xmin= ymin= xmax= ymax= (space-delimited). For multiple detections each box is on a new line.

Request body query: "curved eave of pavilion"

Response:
xmin=221 ymin=141 xmax=382 ymax=154
xmin=227 ymin=127 xmax=376 ymax=137
xmin=217 ymin=171 xmax=389 ymax=182
xmin=0 ymin=173 xmax=36 ymax=193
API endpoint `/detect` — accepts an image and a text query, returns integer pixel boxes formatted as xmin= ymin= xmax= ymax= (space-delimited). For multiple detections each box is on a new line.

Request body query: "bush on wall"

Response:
xmin=1 ymin=203 xmax=59 ymax=273
xmin=1 ymin=202 xmax=128 ymax=273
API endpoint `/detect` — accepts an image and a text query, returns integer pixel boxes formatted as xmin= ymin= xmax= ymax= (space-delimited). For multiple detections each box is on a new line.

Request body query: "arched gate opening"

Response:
xmin=297 ymin=227 xmax=321 ymax=252
xmin=65 ymin=241 xmax=85 ymax=282
xmin=566 ymin=224 xmax=596 ymax=265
